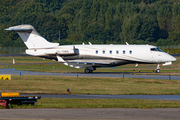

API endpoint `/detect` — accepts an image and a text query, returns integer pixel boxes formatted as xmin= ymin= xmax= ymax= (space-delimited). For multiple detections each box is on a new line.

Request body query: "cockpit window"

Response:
xmin=157 ymin=48 xmax=164 ymax=52
xmin=150 ymin=48 xmax=157 ymax=51
xmin=150 ymin=48 xmax=164 ymax=52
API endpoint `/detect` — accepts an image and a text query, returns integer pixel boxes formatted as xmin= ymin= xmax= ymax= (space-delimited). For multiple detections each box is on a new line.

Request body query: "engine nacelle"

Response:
xmin=45 ymin=46 xmax=75 ymax=55
xmin=26 ymin=46 xmax=75 ymax=56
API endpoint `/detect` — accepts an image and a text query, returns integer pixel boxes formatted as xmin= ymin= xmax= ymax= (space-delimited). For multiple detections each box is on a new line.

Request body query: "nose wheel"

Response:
xmin=156 ymin=69 xmax=160 ymax=73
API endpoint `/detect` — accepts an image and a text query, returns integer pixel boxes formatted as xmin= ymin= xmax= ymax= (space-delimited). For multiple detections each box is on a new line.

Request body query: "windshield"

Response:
xmin=150 ymin=47 xmax=164 ymax=52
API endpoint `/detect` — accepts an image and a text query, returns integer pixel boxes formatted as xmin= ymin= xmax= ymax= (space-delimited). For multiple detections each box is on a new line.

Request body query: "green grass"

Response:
xmin=0 ymin=75 xmax=180 ymax=95
xmin=1 ymin=98 xmax=180 ymax=109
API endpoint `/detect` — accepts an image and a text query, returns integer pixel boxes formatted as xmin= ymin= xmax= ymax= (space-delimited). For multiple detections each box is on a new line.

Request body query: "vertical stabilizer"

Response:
xmin=5 ymin=25 xmax=59 ymax=49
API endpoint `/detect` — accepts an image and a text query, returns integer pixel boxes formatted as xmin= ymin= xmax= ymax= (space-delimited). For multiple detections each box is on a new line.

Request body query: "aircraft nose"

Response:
xmin=171 ymin=56 xmax=177 ymax=61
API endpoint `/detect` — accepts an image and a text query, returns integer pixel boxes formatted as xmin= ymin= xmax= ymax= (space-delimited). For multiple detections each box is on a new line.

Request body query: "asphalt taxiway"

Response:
xmin=0 ymin=68 xmax=179 ymax=80
xmin=0 ymin=108 xmax=180 ymax=120
xmin=20 ymin=94 xmax=180 ymax=100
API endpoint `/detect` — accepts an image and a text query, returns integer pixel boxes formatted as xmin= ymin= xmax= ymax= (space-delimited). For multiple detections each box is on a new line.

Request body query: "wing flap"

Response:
xmin=67 ymin=61 xmax=109 ymax=65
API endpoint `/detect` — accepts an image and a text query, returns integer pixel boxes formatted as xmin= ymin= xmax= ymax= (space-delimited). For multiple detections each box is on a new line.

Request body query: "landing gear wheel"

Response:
xmin=84 ymin=69 xmax=93 ymax=73
xmin=85 ymin=69 xmax=90 ymax=74
xmin=156 ymin=69 xmax=160 ymax=73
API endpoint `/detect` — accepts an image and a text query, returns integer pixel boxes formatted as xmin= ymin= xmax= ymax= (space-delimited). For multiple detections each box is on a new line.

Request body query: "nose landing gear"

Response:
xmin=155 ymin=64 xmax=160 ymax=73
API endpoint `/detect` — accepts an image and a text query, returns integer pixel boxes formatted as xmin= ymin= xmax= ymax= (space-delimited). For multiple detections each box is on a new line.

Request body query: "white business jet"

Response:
xmin=5 ymin=25 xmax=176 ymax=73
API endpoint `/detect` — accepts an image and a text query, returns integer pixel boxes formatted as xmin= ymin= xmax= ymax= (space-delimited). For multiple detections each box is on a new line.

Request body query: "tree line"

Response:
xmin=0 ymin=0 xmax=180 ymax=47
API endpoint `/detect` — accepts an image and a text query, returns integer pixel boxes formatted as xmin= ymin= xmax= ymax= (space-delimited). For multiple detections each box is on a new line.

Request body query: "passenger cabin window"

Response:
xmin=129 ymin=50 xmax=132 ymax=54
xmin=96 ymin=50 xmax=98 ymax=54
xmin=110 ymin=50 xmax=112 ymax=54
xmin=103 ymin=50 xmax=105 ymax=54
xmin=123 ymin=50 xmax=125 ymax=54
xmin=150 ymin=48 xmax=164 ymax=52
xmin=116 ymin=50 xmax=119 ymax=54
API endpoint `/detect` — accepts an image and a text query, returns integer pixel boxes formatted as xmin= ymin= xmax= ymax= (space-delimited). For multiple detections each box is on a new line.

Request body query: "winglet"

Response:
xmin=125 ymin=42 xmax=129 ymax=45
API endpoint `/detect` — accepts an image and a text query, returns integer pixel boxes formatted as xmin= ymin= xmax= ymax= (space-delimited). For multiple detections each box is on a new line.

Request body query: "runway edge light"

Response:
xmin=0 ymin=74 xmax=11 ymax=80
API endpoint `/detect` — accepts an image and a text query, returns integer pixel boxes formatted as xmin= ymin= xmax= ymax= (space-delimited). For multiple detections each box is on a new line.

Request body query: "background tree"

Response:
xmin=120 ymin=13 xmax=158 ymax=44
xmin=0 ymin=0 xmax=180 ymax=46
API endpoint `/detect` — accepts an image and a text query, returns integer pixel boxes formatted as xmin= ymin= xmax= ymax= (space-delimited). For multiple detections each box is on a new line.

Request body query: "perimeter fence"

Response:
xmin=158 ymin=46 xmax=180 ymax=49
xmin=158 ymin=46 xmax=180 ymax=54
xmin=0 ymin=47 xmax=27 ymax=54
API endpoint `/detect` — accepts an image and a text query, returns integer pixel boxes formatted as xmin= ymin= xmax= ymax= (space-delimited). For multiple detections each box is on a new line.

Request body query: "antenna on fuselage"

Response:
xmin=125 ymin=42 xmax=129 ymax=45
xmin=88 ymin=42 xmax=92 ymax=45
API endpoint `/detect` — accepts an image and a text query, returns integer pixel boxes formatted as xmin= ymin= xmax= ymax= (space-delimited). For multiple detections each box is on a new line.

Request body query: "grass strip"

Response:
xmin=0 ymin=75 xmax=180 ymax=95
xmin=1 ymin=98 xmax=180 ymax=109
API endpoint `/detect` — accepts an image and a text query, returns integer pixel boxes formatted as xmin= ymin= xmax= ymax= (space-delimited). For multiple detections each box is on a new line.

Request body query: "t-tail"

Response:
xmin=5 ymin=24 xmax=59 ymax=49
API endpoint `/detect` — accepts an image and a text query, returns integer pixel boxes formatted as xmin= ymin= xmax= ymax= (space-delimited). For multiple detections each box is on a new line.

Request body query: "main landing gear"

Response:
xmin=84 ymin=69 xmax=93 ymax=73
xmin=84 ymin=67 xmax=96 ymax=74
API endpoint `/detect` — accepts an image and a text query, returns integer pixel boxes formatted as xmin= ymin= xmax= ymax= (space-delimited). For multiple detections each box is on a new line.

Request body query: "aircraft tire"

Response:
xmin=85 ymin=69 xmax=90 ymax=74
xmin=156 ymin=69 xmax=160 ymax=73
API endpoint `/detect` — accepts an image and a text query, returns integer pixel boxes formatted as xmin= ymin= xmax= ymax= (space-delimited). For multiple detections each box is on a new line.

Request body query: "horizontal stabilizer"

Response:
xmin=5 ymin=27 xmax=32 ymax=31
